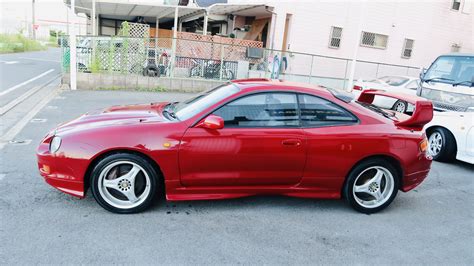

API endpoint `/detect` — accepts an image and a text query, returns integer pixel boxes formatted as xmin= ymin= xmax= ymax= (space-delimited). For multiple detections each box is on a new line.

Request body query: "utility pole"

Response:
xmin=69 ymin=0 xmax=77 ymax=90
xmin=32 ymin=0 xmax=36 ymax=40
xmin=66 ymin=7 xmax=69 ymax=35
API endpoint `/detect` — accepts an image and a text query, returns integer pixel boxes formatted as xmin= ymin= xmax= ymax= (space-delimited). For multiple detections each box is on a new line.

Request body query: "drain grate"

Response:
xmin=8 ymin=139 xmax=32 ymax=145
xmin=30 ymin=118 xmax=47 ymax=123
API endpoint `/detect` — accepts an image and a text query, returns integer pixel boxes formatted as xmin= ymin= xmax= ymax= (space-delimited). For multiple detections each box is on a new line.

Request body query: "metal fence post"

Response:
xmin=343 ymin=59 xmax=349 ymax=90
xmin=170 ymin=7 xmax=179 ymax=78
xmin=219 ymin=43 xmax=224 ymax=80
xmin=309 ymin=55 xmax=314 ymax=83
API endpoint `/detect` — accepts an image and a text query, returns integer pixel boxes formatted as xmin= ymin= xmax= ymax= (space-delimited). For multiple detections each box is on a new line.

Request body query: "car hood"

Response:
xmin=54 ymin=102 xmax=170 ymax=135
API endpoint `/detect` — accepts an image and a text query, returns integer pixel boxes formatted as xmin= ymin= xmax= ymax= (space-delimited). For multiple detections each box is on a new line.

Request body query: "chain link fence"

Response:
xmin=60 ymin=35 xmax=421 ymax=91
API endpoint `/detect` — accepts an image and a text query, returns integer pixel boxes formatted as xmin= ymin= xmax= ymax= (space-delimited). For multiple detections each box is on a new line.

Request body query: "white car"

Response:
xmin=419 ymin=53 xmax=474 ymax=164
xmin=352 ymin=76 xmax=419 ymax=112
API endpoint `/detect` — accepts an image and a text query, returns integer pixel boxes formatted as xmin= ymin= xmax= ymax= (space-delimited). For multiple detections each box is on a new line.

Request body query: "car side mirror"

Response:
xmin=197 ymin=115 xmax=224 ymax=130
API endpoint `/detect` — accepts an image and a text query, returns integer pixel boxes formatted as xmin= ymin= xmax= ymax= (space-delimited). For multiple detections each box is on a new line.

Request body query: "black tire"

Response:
xmin=223 ymin=69 xmax=235 ymax=80
xmin=427 ymin=127 xmax=457 ymax=162
xmin=391 ymin=100 xmax=408 ymax=113
xmin=143 ymin=64 xmax=159 ymax=77
xmin=90 ymin=153 xmax=158 ymax=214
xmin=189 ymin=65 xmax=201 ymax=77
xmin=343 ymin=158 xmax=400 ymax=214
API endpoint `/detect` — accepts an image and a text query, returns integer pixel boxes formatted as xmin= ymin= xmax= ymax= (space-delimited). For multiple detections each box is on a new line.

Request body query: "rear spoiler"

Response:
xmin=357 ymin=89 xmax=433 ymax=130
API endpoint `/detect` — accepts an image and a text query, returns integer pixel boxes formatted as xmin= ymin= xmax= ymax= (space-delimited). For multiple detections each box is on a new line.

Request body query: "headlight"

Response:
xmin=49 ymin=136 xmax=62 ymax=153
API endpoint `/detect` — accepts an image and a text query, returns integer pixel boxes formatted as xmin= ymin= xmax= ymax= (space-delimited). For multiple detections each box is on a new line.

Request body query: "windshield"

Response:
xmin=424 ymin=55 xmax=474 ymax=86
xmin=373 ymin=76 xmax=409 ymax=86
xmin=174 ymin=84 xmax=240 ymax=120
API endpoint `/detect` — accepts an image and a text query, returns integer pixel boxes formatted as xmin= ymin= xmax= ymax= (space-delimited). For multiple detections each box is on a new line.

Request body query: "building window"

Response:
xmin=329 ymin=26 xmax=343 ymax=48
xmin=402 ymin=39 xmax=414 ymax=58
xmin=452 ymin=0 xmax=461 ymax=10
xmin=360 ymin=31 xmax=388 ymax=49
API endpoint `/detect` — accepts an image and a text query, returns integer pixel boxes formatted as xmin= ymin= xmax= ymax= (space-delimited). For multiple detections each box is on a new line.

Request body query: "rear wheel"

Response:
xmin=392 ymin=100 xmax=408 ymax=113
xmin=91 ymin=153 xmax=158 ymax=213
xmin=343 ymin=159 xmax=399 ymax=214
xmin=427 ymin=127 xmax=457 ymax=162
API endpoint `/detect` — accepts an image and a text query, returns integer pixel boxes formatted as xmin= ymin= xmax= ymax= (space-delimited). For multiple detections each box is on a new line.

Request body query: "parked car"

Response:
xmin=418 ymin=53 xmax=474 ymax=164
xmin=352 ymin=76 xmax=419 ymax=112
xmin=37 ymin=79 xmax=433 ymax=214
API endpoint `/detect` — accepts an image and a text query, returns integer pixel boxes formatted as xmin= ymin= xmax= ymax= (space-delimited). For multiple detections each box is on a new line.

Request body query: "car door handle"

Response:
xmin=282 ymin=139 xmax=302 ymax=146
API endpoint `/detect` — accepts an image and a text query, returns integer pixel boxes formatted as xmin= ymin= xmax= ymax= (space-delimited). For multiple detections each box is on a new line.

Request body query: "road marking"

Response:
xmin=0 ymin=69 xmax=55 ymax=97
xmin=0 ymin=174 xmax=5 ymax=181
xmin=30 ymin=118 xmax=47 ymax=123
xmin=0 ymin=87 xmax=60 ymax=150
xmin=0 ymin=74 xmax=61 ymax=116
xmin=20 ymin=57 xmax=61 ymax=63
xmin=0 ymin=60 xmax=18 ymax=64
xmin=8 ymin=139 xmax=32 ymax=145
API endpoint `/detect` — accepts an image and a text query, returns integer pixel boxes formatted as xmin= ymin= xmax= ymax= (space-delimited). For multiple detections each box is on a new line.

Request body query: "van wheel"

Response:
xmin=428 ymin=127 xmax=457 ymax=162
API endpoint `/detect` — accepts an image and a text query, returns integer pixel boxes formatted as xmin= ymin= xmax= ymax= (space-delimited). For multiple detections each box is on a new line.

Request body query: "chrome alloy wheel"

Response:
xmin=428 ymin=132 xmax=442 ymax=157
xmin=352 ymin=166 xmax=395 ymax=209
xmin=97 ymin=161 xmax=151 ymax=209
xmin=394 ymin=101 xmax=407 ymax=113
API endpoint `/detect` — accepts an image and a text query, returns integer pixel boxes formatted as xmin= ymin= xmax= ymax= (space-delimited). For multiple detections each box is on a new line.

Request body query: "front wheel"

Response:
xmin=90 ymin=153 xmax=158 ymax=213
xmin=343 ymin=159 xmax=400 ymax=214
xmin=427 ymin=127 xmax=457 ymax=162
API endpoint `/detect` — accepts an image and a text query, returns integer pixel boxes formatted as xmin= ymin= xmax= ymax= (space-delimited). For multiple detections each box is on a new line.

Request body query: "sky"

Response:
xmin=0 ymin=0 xmax=86 ymax=36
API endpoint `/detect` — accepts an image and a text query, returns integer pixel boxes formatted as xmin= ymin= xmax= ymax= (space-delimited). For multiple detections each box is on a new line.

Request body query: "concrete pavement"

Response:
xmin=0 ymin=48 xmax=61 ymax=145
xmin=0 ymin=89 xmax=473 ymax=264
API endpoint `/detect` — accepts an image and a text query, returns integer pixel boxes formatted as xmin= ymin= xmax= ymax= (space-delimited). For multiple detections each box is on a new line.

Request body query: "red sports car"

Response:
xmin=37 ymin=79 xmax=433 ymax=214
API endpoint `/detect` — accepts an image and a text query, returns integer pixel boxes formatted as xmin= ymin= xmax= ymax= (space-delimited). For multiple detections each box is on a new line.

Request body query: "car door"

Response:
xmin=298 ymin=94 xmax=360 ymax=185
xmin=178 ymin=92 xmax=307 ymax=187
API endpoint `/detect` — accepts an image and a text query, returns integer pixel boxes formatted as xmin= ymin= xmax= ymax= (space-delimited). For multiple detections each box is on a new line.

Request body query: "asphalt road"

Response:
xmin=0 ymin=48 xmax=61 ymax=92
xmin=0 ymin=90 xmax=472 ymax=264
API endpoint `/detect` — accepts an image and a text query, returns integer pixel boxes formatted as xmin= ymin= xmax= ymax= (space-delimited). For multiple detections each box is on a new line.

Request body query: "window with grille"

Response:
xmin=329 ymin=26 xmax=343 ymax=48
xmin=402 ymin=39 xmax=414 ymax=58
xmin=360 ymin=31 xmax=388 ymax=49
xmin=452 ymin=0 xmax=461 ymax=10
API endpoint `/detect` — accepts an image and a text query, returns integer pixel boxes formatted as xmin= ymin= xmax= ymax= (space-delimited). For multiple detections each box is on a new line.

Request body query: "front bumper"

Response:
xmin=37 ymin=142 xmax=85 ymax=198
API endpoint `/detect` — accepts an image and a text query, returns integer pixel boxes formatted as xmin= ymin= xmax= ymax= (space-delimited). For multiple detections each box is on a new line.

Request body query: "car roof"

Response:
xmin=230 ymin=78 xmax=330 ymax=94
xmin=377 ymin=75 xmax=418 ymax=80
xmin=438 ymin=53 xmax=474 ymax=57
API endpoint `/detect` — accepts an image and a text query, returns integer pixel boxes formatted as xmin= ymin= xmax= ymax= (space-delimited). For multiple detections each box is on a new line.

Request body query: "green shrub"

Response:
xmin=0 ymin=34 xmax=46 ymax=53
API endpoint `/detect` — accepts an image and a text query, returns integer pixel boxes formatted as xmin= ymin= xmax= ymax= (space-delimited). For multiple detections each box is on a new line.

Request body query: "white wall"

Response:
xmin=229 ymin=0 xmax=473 ymax=69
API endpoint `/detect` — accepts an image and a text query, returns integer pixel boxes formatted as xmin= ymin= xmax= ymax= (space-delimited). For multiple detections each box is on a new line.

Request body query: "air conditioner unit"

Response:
xmin=246 ymin=47 xmax=264 ymax=59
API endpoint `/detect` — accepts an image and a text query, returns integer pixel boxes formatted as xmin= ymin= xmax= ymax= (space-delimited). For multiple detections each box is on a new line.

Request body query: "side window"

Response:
xmin=298 ymin=94 xmax=357 ymax=127
xmin=213 ymin=93 xmax=299 ymax=128
xmin=405 ymin=80 xmax=419 ymax=90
